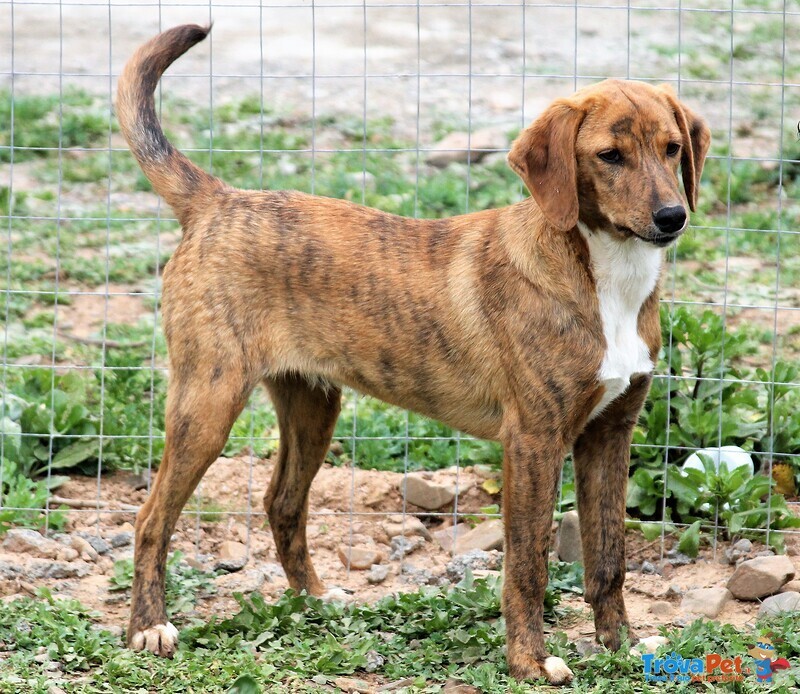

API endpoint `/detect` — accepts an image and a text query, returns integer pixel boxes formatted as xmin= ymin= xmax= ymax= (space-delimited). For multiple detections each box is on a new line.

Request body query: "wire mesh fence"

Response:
xmin=1 ymin=0 xmax=799 ymax=590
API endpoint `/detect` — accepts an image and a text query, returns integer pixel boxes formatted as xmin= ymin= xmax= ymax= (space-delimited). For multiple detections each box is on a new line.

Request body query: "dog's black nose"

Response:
xmin=653 ymin=205 xmax=687 ymax=234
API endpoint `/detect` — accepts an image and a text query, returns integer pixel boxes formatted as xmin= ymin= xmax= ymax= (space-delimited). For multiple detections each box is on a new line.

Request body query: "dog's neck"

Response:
xmin=578 ymin=222 xmax=662 ymax=420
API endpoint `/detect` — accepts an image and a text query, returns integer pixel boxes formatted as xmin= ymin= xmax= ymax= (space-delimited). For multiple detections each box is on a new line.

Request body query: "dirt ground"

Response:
xmin=2 ymin=459 xmax=798 ymax=646
xmin=0 ymin=0 xmax=746 ymax=144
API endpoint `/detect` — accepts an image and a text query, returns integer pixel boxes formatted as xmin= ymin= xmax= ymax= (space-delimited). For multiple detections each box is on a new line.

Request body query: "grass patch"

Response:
xmin=1 ymin=572 xmax=799 ymax=692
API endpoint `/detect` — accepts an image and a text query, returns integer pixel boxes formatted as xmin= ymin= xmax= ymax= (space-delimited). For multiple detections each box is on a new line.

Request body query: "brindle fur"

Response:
xmin=116 ymin=25 xmax=710 ymax=682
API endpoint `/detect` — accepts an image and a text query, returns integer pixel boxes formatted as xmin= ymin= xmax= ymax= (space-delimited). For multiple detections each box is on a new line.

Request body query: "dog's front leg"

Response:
xmin=502 ymin=431 xmax=573 ymax=685
xmin=572 ymin=375 xmax=651 ymax=651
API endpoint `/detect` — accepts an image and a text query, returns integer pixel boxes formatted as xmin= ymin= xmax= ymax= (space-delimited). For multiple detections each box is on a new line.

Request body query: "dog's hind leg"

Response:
xmin=127 ymin=364 xmax=253 ymax=657
xmin=263 ymin=374 xmax=342 ymax=597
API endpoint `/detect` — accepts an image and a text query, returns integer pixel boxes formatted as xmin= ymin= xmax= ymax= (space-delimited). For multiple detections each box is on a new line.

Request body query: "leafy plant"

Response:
xmin=3 ymin=369 xmax=99 ymax=480
xmin=627 ymin=454 xmax=800 ymax=547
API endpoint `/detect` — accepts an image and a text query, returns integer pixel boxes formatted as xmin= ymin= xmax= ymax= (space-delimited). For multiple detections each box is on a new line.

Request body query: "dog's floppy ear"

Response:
xmin=659 ymin=85 xmax=711 ymax=212
xmin=507 ymin=101 xmax=585 ymax=231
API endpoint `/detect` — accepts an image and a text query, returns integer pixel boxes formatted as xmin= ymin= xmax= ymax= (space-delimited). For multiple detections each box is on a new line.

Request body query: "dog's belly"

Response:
xmin=302 ymin=356 xmax=505 ymax=441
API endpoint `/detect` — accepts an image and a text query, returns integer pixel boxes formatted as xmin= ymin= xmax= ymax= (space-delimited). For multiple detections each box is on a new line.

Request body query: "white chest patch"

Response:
xmin=578 ymin=224 xmax=661 ymax=421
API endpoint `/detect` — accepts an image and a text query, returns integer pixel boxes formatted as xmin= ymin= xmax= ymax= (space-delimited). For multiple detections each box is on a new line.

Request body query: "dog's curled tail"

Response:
xmin=117 ymin=24 xmax=222 ymax=225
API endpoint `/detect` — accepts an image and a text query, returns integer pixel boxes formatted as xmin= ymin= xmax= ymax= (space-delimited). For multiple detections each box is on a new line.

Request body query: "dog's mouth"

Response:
xmin=616 ymin=225 xmax=683 ymax=248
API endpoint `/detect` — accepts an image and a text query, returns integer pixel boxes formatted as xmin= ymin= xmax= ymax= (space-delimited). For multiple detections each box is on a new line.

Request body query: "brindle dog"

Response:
xmin=117 ymin=24 xmax=709 ymax=684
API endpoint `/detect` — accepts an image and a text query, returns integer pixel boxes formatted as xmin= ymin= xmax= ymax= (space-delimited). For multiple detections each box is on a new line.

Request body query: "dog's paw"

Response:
xmin=319 ymin=586 xmax=355 ymax=603
xmin=509 ymin=655 xmax=574 ymax=685
xmin=129 ymin=622 xmax=179 ymax=658
xmin=542 ymin=657 xmax=574 ymax=685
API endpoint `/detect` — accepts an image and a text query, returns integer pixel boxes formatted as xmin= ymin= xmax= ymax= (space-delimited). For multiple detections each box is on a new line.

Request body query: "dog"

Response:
xmin=116 ymin=24 xmax=710 ymax=684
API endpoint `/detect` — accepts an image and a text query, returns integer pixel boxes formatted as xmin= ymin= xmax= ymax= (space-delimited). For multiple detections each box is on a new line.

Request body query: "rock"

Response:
xmin=454 ymin=519 xmax=504 ymax=553
xmin=76 ymin=533 xmax=111 ymax=555
xmin=471 ymin=464 xmax=495 ymax=480
xmin=556 ymin=511 xmax=582 ymax=563
xmin=389 ymin=535 xmax=424 ymax=560
xmin=381 ymin=516 xmax=432 ymax=542
xmin=214 ymin=557 xmax=247 ymax=573
xmin=725 ymin=538 xmax=754 ymax=564
xmin=401 ymin=563 xmax=439 ymax=586
xmin=680 ymin=587 xmax=732 ymax=618
xmin=333 ymin=676 xmax=372 ymax=693
xmin=27 ymin=560 xmax=92 ymax=579
xmin=665 ymin=584 xmax=684 ymax=599
xmin=664 ymin=550 xmax=693 ymax=567
xmin=214 ymin=541 xmax=247 ymax=572
xmin=433 ymin=523 xmax=472 ymax=554
xmin=401 ymin=475 xmax=456 ymax=510
xmin=727 ymin=555 xmax=796 ymax=600
xmin=649 ymin=600 xmax=674 ymax=617
xmin=780 ymin=579 xmax=800 ymax=593
xmin=218 ymin=541 xmax=247 ymax=561
xmin=0 ymin=561 xmax=23 ymax=579
xmin=261 ymin=562 xmax=286 ymax=581
xmin=641 ymin=561 xmax=657 ymax=575
xmin=94 ymin=624 xmax=124 ymax=639
xmin=576 ymin=637 xmax=603 ymax=657
xmin=364 ymin=649 xmax=385 ymax=673
xmin=338 ymin=546 xmax=383 ymax=570
xmin=110 ymin=532 xmax=133 ymax=549
xmin=3 ymin=529 xmax=60 ymax=559
xmin=70 ymin=536 xmax=99 ymax=562
xmin=367 ymin=564 xmax=389 ymax=584
xmin=758 ymin=591 xmax=800 ymax=618
xmin=56 ymin=548 xmax=79 ymax=562
xmin=445 ymin=549 xmax=503 ymax=582
xmin=214 ymin=569 xmax=266 ymax=595
xmin=426 ymin=128 xmax=507 ymax=167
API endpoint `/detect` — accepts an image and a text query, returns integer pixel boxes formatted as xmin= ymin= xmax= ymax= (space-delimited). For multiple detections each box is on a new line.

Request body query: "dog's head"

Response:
xmin=508 ymin=80 xmax=711 ymax=246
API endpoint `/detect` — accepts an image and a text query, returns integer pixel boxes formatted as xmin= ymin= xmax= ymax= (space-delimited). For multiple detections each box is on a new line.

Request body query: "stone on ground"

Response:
xmin=556 ymin=511 xmax=582 ymax=563
xmin=381 ymin=515 xmax=432 ymax=542
xmin=337 ymin=545 xmax=383 ymax=570
xmin=453 ymin=519 xmax=504 ymax=553
xmin=445 ymin=548 xmax=503 ymax=582
xmin=367 ymin=564 xmax=389 ymax=584
xmin=214 ymin=568 xmax=266 ymax=595
xmin=2 ymin=529 xmax=61 ymax=559
xmin=727 ymin=555 xmax=795 ymax=600
xmin=680 ymin=587 xmax=732 ymax=618
xmin=401 ymin=475 xmax=456 ymax=510
xmin=757 ymin=591 xmax=800 ymax=618
xmin=433 ymin=523 xmax=472 ymax=553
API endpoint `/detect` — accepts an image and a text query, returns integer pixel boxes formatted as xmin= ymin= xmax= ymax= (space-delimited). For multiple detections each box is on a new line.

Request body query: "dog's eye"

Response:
xmin=666 ymin=142 xmax=681 ymax=156
xmin=598 ymin=149 xmax=623 ymax=164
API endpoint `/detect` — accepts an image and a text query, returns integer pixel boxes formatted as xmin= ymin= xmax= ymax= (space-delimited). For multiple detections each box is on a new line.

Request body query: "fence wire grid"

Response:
xmin=1 ymin=0 xmax=799 ymax=580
